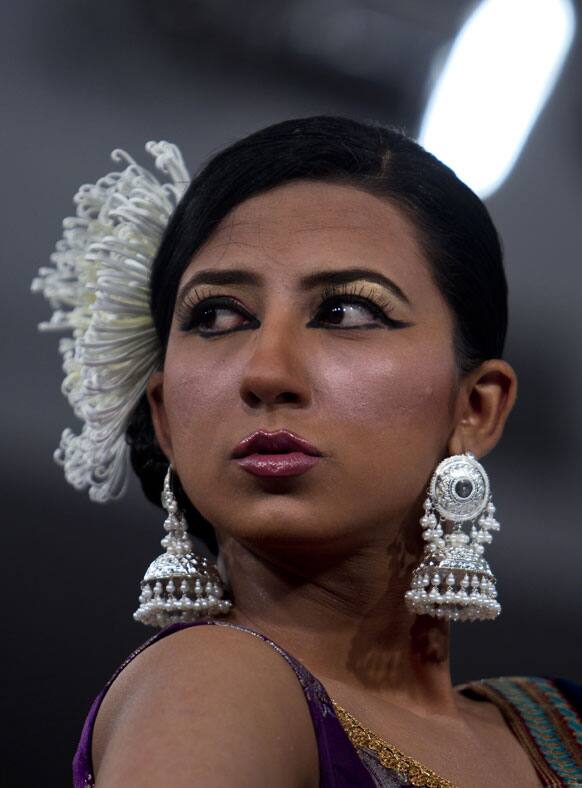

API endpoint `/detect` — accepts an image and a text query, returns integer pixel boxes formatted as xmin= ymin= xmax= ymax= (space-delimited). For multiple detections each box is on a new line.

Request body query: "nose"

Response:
xmin=238 ymin=309 xmax=312 ymax=410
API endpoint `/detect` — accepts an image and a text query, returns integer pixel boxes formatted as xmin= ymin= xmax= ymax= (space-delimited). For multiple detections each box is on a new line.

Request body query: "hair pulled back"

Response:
xmin=126 ymin=115 xmax=508 ymax=554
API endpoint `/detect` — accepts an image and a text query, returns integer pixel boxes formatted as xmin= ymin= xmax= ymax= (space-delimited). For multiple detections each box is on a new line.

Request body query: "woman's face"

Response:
xmin=150 ymin=180 xmax=460 ymax=555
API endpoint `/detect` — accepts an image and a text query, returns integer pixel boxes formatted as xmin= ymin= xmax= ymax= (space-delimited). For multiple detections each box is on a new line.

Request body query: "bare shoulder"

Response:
xmin=93 ymin=625 xmax=319 ymax=788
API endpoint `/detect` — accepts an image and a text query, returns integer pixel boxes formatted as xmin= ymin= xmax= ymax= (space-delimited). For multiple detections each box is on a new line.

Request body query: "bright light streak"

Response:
xmin=418 ymin=0 xmax=576 ymax=199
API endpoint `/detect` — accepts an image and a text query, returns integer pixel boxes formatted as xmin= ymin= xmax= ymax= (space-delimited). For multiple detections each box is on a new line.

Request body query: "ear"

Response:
xmin=448 ymin=359 xmax=517 ymax=459
xmin=146 ymin=370 xmax=175 ymax=465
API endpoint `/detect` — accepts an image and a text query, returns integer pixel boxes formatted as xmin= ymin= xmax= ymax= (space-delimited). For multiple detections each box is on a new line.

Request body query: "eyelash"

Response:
xmin=177 ymin=282 xmax=408 ymax=336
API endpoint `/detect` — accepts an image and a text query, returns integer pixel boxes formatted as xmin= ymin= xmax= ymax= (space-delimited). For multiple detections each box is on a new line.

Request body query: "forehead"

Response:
xmin=182 ymin=180 xmax=439 ymax=305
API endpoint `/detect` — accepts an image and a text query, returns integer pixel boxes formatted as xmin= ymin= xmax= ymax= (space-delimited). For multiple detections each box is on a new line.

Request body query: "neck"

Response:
xmin=219 ymin=527 xmax=459 ymax=716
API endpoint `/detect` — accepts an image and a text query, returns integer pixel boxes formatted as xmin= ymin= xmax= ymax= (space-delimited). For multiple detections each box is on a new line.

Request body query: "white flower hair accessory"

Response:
xmin=31 ymin=141 xmax=190 ymax=503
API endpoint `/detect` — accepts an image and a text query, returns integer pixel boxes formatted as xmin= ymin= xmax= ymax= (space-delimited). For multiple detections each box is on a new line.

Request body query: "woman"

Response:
xmin=34 ymin=116 xmax=581 ymax=787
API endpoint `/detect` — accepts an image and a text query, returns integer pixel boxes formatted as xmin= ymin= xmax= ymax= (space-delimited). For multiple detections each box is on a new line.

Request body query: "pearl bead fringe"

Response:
xmin=133 ymin=467 xmax=232 ymax=628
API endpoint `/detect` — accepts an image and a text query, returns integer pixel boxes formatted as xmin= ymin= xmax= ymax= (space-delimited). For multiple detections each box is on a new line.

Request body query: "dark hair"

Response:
xmin=127 ymin=115 xmax=508 ymax=553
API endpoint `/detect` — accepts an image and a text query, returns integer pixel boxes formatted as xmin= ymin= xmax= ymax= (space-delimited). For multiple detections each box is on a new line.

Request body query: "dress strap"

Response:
xmin=73 ymin=619 xmax=375 ymax=788
xmin=200 ymin=621 xmax=376 ymax=787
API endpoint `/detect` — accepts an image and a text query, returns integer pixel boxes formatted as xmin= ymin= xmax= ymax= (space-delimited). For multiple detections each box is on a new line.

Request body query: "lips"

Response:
xmin=231 ymin=429 xmax=323 ymax=459
xmin=231 ymin=429 xmax=324 ymax=478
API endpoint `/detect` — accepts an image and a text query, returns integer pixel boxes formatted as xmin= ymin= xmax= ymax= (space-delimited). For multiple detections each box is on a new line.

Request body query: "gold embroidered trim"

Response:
xmin=331 ymin=699 xmax=458 ymax=788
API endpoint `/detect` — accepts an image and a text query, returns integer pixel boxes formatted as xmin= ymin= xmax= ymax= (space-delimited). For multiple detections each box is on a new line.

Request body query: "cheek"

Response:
xmin=316 ymin=341 xmax=458 ymax=518
xmin=163 ymin=357 xmax=236 ymax=448
xmin=320 ymin=343 xmax=456 ymax=437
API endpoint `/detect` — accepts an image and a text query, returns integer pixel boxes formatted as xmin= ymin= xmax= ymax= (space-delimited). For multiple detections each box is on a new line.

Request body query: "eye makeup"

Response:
xmin=175 ymin=266 xmax=412 ymax=311
xmin=175 ymin=280 xmax=412 ymax=337
xmin=318 ymin=282 xmax=396 ymax=319
xmin=177 ymin=287 xmax=257 ymax=335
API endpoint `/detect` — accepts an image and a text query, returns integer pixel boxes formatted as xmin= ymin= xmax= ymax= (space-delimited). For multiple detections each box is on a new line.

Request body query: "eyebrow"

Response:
xmin=177 ymin=267 xmax=411 ymax=307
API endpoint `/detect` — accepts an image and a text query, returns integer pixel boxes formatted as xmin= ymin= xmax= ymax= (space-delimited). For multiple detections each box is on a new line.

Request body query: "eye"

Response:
xmin=309 ymin=283 xmax=410 ymax=330
xmin=178 ymin=293 xmax=256 ymax=336
xmin=312 ymin=297 xmax=385 ymax=328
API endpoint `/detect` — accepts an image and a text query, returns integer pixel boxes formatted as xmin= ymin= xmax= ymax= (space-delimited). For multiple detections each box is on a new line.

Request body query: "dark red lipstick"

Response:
xmin=231 ymin=429 xmax=323 ymax=477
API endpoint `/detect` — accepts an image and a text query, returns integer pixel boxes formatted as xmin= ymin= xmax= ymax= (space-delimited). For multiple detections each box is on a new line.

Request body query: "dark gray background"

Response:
xmin=3 ymin=1 xmax=581 ymax=785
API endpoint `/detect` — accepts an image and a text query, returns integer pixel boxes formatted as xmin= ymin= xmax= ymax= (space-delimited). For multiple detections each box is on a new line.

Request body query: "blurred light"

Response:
xmin=419 ymin=0 xmax=576 ymax=199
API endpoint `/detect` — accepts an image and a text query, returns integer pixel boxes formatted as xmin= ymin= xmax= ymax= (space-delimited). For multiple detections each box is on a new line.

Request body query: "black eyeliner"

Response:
xmin=308 ymin=294 xmax=411 ymax=330
xmin=177 ymin=296 xmax=255 ymax=333
xmin=177 ymin=287 xmax=412 ymax=335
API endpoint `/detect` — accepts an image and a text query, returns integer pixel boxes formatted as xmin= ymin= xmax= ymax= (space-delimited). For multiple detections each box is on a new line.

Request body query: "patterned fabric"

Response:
xmin=73 ymin=620 xmax=582 ymax=787
xmin=457 ymin=676 xmax=582 ymax=787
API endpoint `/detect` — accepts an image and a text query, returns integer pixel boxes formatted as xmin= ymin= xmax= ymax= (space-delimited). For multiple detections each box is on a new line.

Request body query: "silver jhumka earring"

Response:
xmin=404 ymin=452 xmax=501 ymax=622
xmin=133 ymin=466 xmax=233 ymax=627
